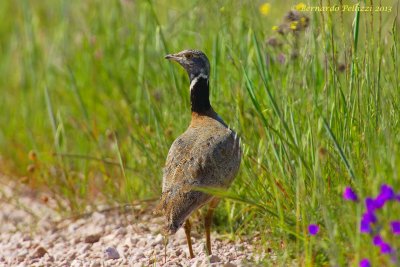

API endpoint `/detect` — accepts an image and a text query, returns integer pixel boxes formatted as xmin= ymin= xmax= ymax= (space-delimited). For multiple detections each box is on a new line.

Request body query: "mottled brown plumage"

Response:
xmin=159 ymin=110 xmax=241 ymax=233
xmin=156 ymin=49 xmax=241 ymax=258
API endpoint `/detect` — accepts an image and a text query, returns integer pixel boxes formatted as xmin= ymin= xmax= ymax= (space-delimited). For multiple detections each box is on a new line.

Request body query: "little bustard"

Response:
xmin=156 ymin=49 xmax=241 ymax=258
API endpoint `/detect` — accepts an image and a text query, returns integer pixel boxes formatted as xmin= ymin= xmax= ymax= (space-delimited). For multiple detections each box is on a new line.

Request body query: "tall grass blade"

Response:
xmin=322 ymin=117 xmax=356 ymax=181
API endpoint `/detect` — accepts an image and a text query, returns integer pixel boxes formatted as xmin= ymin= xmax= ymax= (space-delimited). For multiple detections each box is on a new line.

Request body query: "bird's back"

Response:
xmin=157 ymin=114 xmax=241 ymax=234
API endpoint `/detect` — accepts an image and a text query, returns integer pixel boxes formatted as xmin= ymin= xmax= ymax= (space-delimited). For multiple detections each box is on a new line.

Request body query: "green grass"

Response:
xmin=0 ymin=0 xmax=399 ymax=265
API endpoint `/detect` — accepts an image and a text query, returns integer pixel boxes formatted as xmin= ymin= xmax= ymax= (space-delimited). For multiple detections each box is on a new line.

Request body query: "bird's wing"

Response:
xmin=155 ymin=122 xmax=241 ymax=228
xmin=157 ymin=120 xmax=241 ymax=233
xmin=162 ymin=124 xmax=241 ymax=192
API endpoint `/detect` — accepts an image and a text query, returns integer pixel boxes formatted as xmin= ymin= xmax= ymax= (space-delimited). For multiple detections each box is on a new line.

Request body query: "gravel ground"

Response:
xmin=0 ymin=179 xmax=265 ymax=266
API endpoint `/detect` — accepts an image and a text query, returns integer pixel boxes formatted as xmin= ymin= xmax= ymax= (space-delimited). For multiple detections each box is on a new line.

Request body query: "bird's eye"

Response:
xmin=185 ymin=54 xmax=193 ymax=59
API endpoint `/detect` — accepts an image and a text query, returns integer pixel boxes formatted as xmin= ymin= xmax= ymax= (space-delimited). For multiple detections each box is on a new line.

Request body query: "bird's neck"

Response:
xmin=190 ymin=74 xmax=212 ymax=114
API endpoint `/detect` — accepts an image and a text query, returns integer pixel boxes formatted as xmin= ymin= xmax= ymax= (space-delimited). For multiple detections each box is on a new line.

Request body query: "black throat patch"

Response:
xmin=190 ymin=75 xmax=211 ymax=114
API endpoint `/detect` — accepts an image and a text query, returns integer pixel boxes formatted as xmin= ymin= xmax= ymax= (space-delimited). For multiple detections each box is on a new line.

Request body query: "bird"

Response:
xmin=155 ymin=49 xmax=241 ymax=258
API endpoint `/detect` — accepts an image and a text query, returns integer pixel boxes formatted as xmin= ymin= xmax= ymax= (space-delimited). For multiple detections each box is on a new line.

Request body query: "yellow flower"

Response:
xmin=295 ymin=2 xmax=306 ymax=11
xmin=259 ymin=3 xmax=271 ymax=16
xmin=290 ymin=21 xmax=298 ymax=30
xmin=272 ymin=25 xmax=279 ymax=31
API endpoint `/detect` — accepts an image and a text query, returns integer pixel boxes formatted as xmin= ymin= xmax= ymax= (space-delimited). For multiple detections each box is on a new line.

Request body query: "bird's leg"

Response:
xmin=204 ymin=197 xmax=220 ymax=255
xmin=184 ymin=219 xmax=195 ymax=258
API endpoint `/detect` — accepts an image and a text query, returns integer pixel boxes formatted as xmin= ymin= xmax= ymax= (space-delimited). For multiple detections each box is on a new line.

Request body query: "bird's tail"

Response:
xmin=153 ymin=193 xmax=167 ymax=216
xmin=153 ymin=193 xmax=180 ymax=235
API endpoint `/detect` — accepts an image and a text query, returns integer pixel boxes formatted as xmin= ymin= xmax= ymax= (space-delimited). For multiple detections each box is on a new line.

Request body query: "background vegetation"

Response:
xmin=0 ymin=0 xmax=399 ymax=265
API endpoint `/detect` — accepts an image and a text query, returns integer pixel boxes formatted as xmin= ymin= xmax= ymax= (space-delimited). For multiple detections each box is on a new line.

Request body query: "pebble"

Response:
xmin=125 ymin=236 xmax=138 ymax=247
xmin=136 ymin=239 xmax=147 ymax=247
xmin=131 ymin=252 xmax=144 ymax=262
xmin=31 ymin=247 xmax=47 ymax=258
xmin=115 ymin=227 xmax=127 ymax=236
xmin=191 ymin=259 xmax=202 ymax=267
xmin=44 ymin=254 xmax=54 ymax=262
xmin=175 ymin=228 xmax=187 ymax=240
xmin=90 ymin=261 xmax=101 ymax=267
xmin=104 ymin=247 xmax=120 ymax=260
xmin=208 ymin=255 xmax=221 ymax=263
xmin=23 ymin=235 xmax=32 ymax=242
xmin=84 ymin=234 xmax=101 ymax=244
xmin=67 ymin=251 xmax=76 ymax=261
xmin=151 ymin=234 xmax=163 ymax=246
xmin=79 ymin=244 xmax=91 ymax=254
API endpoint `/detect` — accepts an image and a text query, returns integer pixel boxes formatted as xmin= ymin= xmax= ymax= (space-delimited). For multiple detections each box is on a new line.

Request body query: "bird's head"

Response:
xmin=165 ymin=49 xmax=210 ymax=81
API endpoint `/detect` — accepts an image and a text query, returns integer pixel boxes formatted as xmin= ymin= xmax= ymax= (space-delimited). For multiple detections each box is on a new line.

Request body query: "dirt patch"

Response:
xmin=0 ymin=179 xmax=265 ymax=266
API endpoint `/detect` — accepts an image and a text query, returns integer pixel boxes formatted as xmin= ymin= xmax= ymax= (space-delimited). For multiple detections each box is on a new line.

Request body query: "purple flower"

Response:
xmin=365 ymin=197 xmax=376 ymax=212
xmin=343 ymin=187 xmax=358 ymax=201
xmin=359 ymin=259 xmax=371 ymax=267
xmin=390 ymin=220 xmax=400 ymax=235
xmin=362 ymin=212 xmax=377 ymax=224
xmin=308 ymin=224 xmax=319 ymax=235
xmin=372 ymin=184 xmax=395 ymax=209
xmin=380 ymin=242 xmax=393 ymax=254
xmin=374 ymin=195 xmax=387 ymax=209
xmin=395 ymin=193 xmax=400 ymax=202
xmin=277 ymin=53 xmax=286 ymax=65
xmin=373 ymin=234 xmax=383 ymax=246
xmin=360 ymin=219 xmax=371 ymax=233
xmin=380 ymin=184 xmax=395 ymax=200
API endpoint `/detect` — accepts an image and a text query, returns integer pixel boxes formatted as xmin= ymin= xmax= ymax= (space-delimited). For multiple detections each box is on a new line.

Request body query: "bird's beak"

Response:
xmin=165 ymin=53 xmax=181 ymax=62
